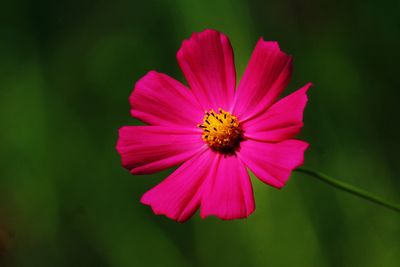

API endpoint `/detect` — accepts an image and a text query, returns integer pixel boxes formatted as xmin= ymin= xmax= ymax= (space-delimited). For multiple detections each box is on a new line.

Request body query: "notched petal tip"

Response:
xmin=255 ymin=39 xmax=294 ymax=66
xmin=255 ymin=37 xmax=293 ymax=57
xmin=257 ymin=38 xmax=281 ymax=49
xmin=298 ymin=82 xmax=313 ymax=104
xmin=177 ymin=29 xmax=224 ymax=57
xmin=141 ymin=195 xmax=190 ymax=223
xmin=199 ymin=206 xmax=256 ymax=221
xmin=189 ymin=28 xmax=223 ymax=39
xmin=115 ymin=126 xmax=130 ymax=153
xmin=288 ymin=140 xmax=309 ymax=171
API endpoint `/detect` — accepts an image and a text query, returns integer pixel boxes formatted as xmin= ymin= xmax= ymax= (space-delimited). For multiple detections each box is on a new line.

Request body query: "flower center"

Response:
xmin=197 ymin=108 xmax=243 ymax=154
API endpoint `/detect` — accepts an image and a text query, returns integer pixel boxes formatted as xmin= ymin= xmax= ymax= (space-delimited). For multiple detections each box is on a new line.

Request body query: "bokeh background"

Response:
xmin=1 ymin=0 xmax=399 ymax=266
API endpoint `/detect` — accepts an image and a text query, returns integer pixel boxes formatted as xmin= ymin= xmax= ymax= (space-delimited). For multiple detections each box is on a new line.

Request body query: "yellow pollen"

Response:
xmin=197 ymin=108 xmax=243 ymax=154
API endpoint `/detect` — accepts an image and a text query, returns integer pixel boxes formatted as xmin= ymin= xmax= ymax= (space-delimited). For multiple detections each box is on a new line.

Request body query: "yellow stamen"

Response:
xmin=197 ymin=108 xmax=243 ymax=154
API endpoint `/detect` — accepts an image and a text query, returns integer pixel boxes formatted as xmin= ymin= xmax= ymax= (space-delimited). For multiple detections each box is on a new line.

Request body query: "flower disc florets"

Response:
xmin=198 ymin=108 xmax=243 ymax=154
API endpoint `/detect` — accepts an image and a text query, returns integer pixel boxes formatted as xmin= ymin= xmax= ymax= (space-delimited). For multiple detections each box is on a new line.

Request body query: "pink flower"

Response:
xmin=117 ymin=29 xmax=311 ymax=222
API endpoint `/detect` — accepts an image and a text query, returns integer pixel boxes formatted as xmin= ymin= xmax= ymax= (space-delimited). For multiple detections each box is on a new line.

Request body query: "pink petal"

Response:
xmin=116 ymin=126 xmax=206 ymax=175
xmin=232 ymin=39 xmax=292 ymax=121
xmin=130 ymin=71 xmax=204 ymax=127
xmin=238 ymin=139 xmax=309 ymax=189
xmin=243 ymin=83 xmax=312 ymax=142
xmin=200 ymin=154 xmax=255 ymax=220
xmin=177 ymin=29 xmax=236 ymax=111
xmin=141 ymin=150 xmax=217 ymax=223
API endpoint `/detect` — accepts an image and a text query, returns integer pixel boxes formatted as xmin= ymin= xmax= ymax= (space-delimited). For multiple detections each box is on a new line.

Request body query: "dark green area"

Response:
xmin=1 ymin=0 xmax=399 ymax=266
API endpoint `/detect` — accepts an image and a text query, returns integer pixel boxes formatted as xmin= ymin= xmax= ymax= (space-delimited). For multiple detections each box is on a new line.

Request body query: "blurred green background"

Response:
xmin=1 ymin=0 xmax=399 ymax=266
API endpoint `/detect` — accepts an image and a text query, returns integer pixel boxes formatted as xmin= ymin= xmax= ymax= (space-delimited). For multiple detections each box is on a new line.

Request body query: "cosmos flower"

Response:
xmin=117 ymin=29 xmax=311 ymax=222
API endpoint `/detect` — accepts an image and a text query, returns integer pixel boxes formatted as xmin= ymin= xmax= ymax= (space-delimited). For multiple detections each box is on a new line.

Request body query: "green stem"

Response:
xmin=295 ymin=167 xmax=400 ymax=213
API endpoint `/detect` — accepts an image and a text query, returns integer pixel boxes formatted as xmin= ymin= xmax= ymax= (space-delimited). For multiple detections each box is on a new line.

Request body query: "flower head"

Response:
xmin=117 ymin=29 xmax=311 ymax=222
